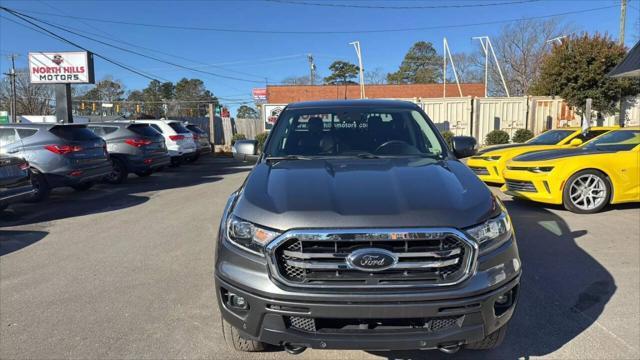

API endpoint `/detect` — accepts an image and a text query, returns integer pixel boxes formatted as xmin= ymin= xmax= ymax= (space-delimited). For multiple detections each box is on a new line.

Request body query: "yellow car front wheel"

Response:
xmin=562 ymin=169 xmax=612 ymax=214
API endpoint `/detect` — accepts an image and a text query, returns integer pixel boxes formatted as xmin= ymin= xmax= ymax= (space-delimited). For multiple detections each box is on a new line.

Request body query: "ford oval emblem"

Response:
xmin=346 ymin=248 xmax=398 ymax=272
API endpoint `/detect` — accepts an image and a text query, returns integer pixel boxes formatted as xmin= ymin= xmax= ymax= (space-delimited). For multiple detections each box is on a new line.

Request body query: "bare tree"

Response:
xmin=479 ymin=18 xmax=572 ymax=96
xmin=0 ymin=68 xmax=53 ymax=115
xmin=281 ymin=75 xmax=311 ymax=85
xmin=449 ymin=53 xmax=483 ymax=83
xmin=364 ymin=67 xmax=387 ymax=84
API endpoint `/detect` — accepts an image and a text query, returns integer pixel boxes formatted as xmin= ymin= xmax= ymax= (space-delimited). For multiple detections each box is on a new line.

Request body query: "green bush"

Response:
xmin=440 ymin=130 xmax=454 ymax=150
xmin=485 ymin=130 xmax=510 ymax=145
xmin=512 ymin=129 xmax=534 ymax=143
xmin=231 ymin=133 xmax=246 ymax=145
xmin=255 ymin=132 xmax=269 ymax=153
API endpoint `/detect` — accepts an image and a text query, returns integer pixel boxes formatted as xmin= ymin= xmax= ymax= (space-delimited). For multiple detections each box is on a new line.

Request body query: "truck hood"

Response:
xmin=233 ymin=157 xmax=495 ymax=231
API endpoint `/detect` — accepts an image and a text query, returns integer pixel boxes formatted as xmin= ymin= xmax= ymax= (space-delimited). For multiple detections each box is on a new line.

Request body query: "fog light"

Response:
xmin=144 ymin=158 xmax=153 ymax=164
xmin=496 ymin=294 xmax=509 ymax=305
xmin=228 ymin=293 xmax=249 ymax=310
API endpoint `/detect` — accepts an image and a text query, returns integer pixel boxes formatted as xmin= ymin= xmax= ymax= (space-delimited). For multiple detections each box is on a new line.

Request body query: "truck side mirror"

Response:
xmin=451 ymin=136 xmax=478 ymax=159
xmin=232 ymin=140 xmax=259 ymax=162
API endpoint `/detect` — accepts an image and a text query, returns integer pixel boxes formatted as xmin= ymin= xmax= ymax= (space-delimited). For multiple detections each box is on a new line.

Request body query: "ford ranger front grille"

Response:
xmin=267 ymin=229 xmax=476 ymax=288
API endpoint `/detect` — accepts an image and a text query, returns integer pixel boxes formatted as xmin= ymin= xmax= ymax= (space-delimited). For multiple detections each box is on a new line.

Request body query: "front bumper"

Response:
xmin=501 ymin=168 xmax=563 ymax=205
xmin=466 ymin=158 xmax=506 ymax=184
xmin=215 ymin=234 xmax=521 ymax=351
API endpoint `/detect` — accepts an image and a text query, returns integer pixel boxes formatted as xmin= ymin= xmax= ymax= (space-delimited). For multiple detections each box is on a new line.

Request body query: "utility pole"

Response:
xmin=619 ymin=0 xmax=627 ymax=46
xmin=3 ymin=54 xmax=18 ymax=123
xmin=349 ymin=41 xmax=365 ymax=99
xmin=307 ymin=54 xmax=316 ymax=85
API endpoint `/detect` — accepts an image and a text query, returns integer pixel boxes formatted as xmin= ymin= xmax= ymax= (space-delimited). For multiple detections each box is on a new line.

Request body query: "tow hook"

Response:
xmin=283 ymin=343 xmax=307 ymax=355
xmin=438 ymin=343 xmax=462 ymax=354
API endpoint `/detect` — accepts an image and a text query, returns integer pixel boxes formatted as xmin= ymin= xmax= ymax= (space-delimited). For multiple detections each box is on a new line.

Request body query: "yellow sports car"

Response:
xmin=467 ymin=127 xmax=617 ymax=184
xmin=502 ymin=127 xmax=640 ymax=213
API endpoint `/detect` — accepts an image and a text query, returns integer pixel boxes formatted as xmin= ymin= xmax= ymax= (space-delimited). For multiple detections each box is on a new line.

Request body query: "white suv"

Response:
xmin=133 ymin=120 xmax=197 ymax=165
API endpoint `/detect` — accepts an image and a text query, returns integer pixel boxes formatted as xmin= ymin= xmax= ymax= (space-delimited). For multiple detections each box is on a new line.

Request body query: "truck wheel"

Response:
xmin=27 ymin=170 xmax=50 ymax=202
xmin=71 ymin=182 xmax=94 ymax=191
xmin=466 ymin=325 xmax=507 ymax=350
xmin=221 ymin=318 xmax=266 ymax=352
xmin=563 ymin=169 xmax=611 ymax=214
xmin=105 ymin=158 xmax=128 ymax=184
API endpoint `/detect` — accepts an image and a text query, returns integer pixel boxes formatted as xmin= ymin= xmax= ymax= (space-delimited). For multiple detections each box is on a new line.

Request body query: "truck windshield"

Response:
xmin=264 ymin=107 xmax=445 ymax=158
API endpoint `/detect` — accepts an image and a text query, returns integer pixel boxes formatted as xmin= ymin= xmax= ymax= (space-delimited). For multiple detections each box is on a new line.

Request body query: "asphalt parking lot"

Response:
xmin=1 ymin=156 xmax=638 ymax=359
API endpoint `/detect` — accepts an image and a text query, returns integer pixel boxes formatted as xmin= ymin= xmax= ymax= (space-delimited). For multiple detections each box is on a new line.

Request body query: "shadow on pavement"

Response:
xmin=0 ymin=156 xmax=250 ymax=228
xmin=369 ymin=198 xmax=616 ymax=360
xmin=0 ymin=230 xmax=48 ymax=256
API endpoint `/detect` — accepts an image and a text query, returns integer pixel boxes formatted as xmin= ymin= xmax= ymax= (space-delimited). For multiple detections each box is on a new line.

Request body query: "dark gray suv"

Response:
xmin=0 ymin=123 xmax=112 ymax=201
xmin=216 ymin=100 xmax=521 ymax=355
xmin=88 ymin=122 xmax=170 ymax=184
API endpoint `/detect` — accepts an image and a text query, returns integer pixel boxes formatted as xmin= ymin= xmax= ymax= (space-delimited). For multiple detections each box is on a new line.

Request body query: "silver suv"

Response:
xmin=0 ymin=123 xmax=112 ymax=201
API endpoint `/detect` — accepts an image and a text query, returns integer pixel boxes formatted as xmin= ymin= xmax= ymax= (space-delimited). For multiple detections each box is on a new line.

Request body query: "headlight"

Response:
xmin=226 ymin=215 xmax=280 ymax=256
xmin=465 ymin=211 xmax=512 ymax=255
xmin=529 ymin=166 xmax=554 ymax=173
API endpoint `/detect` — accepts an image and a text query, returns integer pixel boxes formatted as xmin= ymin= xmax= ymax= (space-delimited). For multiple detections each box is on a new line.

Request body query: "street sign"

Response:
xmin=28 ymin=51 xmax=95 ymax=84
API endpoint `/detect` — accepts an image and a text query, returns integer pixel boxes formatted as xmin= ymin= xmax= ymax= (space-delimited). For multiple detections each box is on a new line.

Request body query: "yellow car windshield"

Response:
xmin=583 ymin=130 xmax=640 ymax=152
xmin=527 ymin=129 xmax=575 ymax=145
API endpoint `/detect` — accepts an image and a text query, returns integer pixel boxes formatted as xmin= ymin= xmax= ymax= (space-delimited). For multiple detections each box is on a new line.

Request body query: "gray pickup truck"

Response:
xmin=216 ymin=100 xmax=521 ymax=355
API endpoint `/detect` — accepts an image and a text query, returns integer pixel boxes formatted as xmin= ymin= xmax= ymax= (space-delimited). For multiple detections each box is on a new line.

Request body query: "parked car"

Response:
xmin=0 ymin=155 xmax=35 ymax=211
xmin=185 ymin=123 xmax=212 ymax=161
xmin=217 ymin=100 xmax=521 ymax=355
xmin=466 ymin=126 xmax=617 ymax=184
xmin=88 ymin=122 xmax=171 ymax=184
xmin=130 ymin=119 xmax=197 ymax=166
xmin=502 ymin=127 xmax=640 ymax=213
xmin=0 ymin=123 xmax=112 ymax=201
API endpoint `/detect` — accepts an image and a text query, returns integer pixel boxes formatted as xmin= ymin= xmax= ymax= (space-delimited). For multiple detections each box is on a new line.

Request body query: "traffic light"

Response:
xmin=214 ymin=105 xmax=221 ymax=116
xmin=92 ymin=103 xmax=96 ymax=111
xmin=116 ymin=104 xmax=121 ymax=113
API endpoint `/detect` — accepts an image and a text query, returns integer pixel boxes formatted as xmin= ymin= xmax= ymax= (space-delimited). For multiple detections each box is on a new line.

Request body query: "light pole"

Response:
xmin=349 ymin=41 xmax=365 ymax=99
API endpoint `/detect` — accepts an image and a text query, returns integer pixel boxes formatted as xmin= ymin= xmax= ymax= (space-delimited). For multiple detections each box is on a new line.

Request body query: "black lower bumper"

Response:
xmin=46 ymin=162 xmax=113 ymax=188
xmin=215 ymin=275 xmax=519 ymax=351
xmin=0 ymin=183 xmax=35 ymax=207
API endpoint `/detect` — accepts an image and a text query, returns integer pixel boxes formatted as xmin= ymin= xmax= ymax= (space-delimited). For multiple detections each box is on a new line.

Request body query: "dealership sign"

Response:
xmin=252 ymin=88 xmax=267 ymax=103
xmin=29 ymin=51 xmax=95 ymax=84
xmin=263 ymin=104 xmax=285 ymax=130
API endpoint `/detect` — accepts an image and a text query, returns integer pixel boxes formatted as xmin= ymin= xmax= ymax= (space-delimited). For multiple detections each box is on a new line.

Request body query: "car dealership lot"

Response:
xmin=1 ymin=156 xmax=638 ymax=359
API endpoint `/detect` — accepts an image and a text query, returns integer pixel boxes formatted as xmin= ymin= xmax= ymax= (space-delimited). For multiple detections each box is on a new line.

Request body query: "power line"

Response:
xmin=5 ymin=5 xmax=618 ymax=34
xmin=1 ymin=7 xmax=268 ymax=84
xmin=0 ymin=11 xmax=165 ymax=82
xmin=33 ymin=1 xmax=270 ymax=80
xmin=265 ymin=0 xmax=542 ymax=10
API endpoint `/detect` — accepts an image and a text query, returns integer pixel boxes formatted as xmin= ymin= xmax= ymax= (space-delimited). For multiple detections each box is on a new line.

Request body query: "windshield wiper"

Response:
xmin=264 ymin=155 xmax=314 ymax=161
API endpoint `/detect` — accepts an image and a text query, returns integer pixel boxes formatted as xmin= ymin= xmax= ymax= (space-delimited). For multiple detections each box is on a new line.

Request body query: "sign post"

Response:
xmin=55 ymin=84 xmax=73 ymax=123
xmin=29 ymin=51 xmax=95 ymax=123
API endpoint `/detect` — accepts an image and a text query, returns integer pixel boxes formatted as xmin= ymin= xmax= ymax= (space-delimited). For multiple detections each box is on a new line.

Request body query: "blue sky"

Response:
xmin=1 ymin=0 xmax=638 ymax=111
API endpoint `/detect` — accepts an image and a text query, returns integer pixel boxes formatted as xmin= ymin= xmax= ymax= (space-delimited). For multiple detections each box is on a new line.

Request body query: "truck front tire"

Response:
xmin=221 ymin=318 xmax=266 ymax=352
